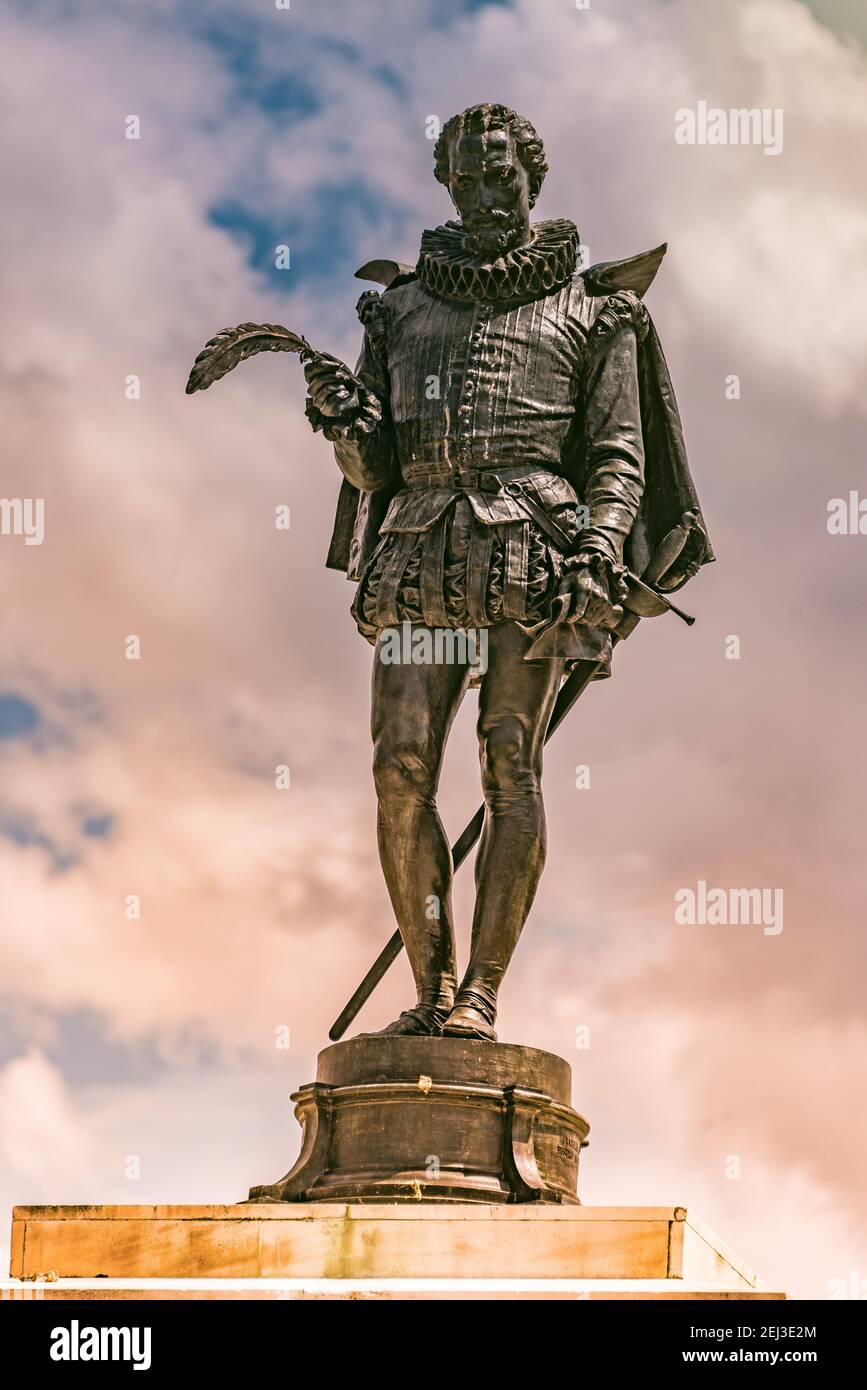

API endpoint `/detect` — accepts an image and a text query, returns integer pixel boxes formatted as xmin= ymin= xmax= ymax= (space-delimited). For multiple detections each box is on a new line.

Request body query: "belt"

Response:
xmin=403 ymin=463 xmax=555 ymax=494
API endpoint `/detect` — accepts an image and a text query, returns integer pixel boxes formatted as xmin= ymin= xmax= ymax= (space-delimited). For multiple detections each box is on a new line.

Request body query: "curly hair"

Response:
xmin=433 ymin=103 xmax=548 ymax=207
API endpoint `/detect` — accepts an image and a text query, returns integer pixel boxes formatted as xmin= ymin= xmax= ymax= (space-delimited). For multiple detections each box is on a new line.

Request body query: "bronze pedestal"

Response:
xmin=249 ymin=1036 xmax=589 ymax=1205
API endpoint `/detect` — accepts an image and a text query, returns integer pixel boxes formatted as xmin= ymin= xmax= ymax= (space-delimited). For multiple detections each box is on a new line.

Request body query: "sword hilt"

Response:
xmin=645 ymin=512 xmax=697 ymax=583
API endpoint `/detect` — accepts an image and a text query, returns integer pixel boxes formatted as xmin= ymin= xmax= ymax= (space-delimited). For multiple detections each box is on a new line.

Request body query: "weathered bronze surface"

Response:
xmin=190 ymin=103 xmax=712 ymax=1204
xmin=248 ymin=1037 xmax=589 ymax=1205
xmin=309 ymin=104 xmax=712 ymax=1042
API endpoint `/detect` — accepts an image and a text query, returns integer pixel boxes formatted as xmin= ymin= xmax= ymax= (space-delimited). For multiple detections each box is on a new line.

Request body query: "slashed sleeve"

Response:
xmin=575 ymin=291 xmax=646 ymax=566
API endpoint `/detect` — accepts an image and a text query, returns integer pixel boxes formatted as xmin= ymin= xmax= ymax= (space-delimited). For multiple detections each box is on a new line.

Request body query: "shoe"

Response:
xmin=360 ymin=1005 xmax=450 ymax=1038
xmin=442 ymin=1004 xmax=498 ymax=1042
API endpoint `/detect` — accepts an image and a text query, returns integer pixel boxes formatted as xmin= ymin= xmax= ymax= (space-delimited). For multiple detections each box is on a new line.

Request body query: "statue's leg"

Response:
xmin=366 ymin=629 xmax=472 ymax=1036
xmin=444 ymin=622 xmax=566 ymax=1041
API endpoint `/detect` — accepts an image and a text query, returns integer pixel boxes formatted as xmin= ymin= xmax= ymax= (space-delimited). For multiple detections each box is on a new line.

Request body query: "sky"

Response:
xmin=0 ymin=0 xmax=865 ymax=1299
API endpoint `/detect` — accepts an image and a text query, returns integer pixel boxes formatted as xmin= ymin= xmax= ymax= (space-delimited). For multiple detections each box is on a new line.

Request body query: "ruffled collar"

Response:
xmin=416 ymin=218 xmax=579 ymax=303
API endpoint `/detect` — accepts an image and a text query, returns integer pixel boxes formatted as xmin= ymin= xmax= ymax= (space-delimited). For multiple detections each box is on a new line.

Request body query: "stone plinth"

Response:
xmin=9 ymin=1204 xmax=783 ymax=1298
xmin=0 ymin=1278 xmax=786 ymax=1301
xmin=249 ymin=1036 xmax=589 ymax=1205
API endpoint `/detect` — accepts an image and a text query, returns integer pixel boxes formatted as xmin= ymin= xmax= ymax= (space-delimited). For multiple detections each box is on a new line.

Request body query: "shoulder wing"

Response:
xmin=583 ymin=243 xmax=667 ymax=299
xmin=354 ymin=258 xmax=417 ymax=290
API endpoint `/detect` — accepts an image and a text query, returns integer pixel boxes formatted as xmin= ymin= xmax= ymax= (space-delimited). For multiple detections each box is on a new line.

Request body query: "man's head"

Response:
xmin=433 ymin=103 xmax=547 ymax=257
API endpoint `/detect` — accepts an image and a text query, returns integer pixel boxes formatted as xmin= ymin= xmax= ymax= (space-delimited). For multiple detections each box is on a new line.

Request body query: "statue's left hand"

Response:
xmin=554 ymin=559 xmax=623 ymax=630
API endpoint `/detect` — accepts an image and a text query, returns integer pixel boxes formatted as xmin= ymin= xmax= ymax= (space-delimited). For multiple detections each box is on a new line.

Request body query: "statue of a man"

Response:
xmin=304 ymin=103 xmax=711 ymax=1042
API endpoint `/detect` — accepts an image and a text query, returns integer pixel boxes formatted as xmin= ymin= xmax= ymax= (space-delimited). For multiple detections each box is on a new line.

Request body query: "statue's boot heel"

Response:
xmin=442 ymin=1005 xmax=498 ymax=1042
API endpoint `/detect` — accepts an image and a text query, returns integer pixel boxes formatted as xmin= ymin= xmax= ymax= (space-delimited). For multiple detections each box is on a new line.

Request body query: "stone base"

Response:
xmin=9 ymin=1204 xmax=784 ymax=1298
xmin=248 ymin=1036 xmax=589 ymax=1205
xmin=1 ymin=1278 xmax=786 ymax=1300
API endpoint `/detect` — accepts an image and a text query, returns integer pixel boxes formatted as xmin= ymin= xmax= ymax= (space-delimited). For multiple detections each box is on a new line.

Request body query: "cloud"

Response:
xmin=0 ymin=1051 xmax=94 ymax=1186
xmin=1 ymin=0 xmax=865 ymax=1297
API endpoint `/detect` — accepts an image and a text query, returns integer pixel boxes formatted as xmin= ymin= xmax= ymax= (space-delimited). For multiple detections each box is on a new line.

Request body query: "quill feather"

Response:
xmin=185 ymin=322 xmax=314 ymax=394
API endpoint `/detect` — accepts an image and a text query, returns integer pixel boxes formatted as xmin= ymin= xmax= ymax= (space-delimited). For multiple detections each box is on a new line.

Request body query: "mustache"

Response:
xmin=463 ymin=208 xmax=516 ymax=232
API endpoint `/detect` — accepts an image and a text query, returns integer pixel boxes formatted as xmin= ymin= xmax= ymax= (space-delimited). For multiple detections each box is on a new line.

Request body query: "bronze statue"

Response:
xmin=188 ymin=102 xmax=712 ymax=1047
xmin=305 ymin=103 xmax=711 ymax=1043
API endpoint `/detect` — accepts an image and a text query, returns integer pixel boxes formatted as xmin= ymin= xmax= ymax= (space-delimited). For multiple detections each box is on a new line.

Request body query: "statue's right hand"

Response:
xmin=303 ymin=354 xmax=361 ymax=418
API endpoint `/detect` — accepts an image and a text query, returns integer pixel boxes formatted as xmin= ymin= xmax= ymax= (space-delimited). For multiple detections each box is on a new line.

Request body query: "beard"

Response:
xmin=462 ymin=209 xmax=527 ymax=259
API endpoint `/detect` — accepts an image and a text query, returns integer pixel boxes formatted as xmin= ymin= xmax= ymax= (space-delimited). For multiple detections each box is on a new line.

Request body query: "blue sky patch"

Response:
xmin=192 ymin=14 xmax=320 ymax=118
xmin=79 ymin=809 xmax=116 ymax=841
xmin=0 ymin=694 xmax=40 ymax=741
xmin=0 ymin=1006 xmax=169 ymax=1087
xmin=210 ymin=176 xmax=397 ymax=287
xmin=0 ymin=808 xmax=78 ymax=873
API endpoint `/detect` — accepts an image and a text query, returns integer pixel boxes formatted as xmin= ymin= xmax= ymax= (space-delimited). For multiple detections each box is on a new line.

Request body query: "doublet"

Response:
xmin=321 ymin=221 xmax=650 ymax=659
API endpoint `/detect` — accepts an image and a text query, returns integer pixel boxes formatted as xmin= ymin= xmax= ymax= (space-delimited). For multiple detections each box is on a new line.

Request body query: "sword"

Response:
xmin=328 ymin=512 xmax=700 ymax=1040
xmin=182 ymin=331 xmax=702 ymax=1038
